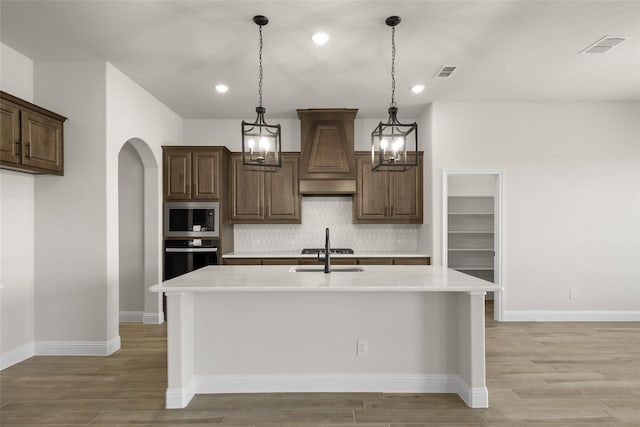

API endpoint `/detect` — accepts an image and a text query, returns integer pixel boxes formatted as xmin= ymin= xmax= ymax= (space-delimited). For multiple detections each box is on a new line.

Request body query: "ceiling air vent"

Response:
xmin=580 ymin=35 xmax=630 ymax=54
xmin=435 ymin=65 xmax=457 ymax=78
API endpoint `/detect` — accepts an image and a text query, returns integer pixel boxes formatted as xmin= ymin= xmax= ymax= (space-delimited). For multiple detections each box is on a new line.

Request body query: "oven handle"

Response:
xmin=165 ymin=248 xmax=218 ymax=253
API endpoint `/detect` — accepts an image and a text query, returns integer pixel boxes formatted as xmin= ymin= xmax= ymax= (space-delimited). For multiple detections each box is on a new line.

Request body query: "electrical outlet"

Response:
xmin=569 ymin=288 xmax=577 ymax=300
xmin=356 ymin=339 xmax=368 ymax=356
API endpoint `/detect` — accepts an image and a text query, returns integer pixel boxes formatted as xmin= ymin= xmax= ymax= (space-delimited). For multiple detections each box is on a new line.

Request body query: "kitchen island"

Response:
xmin=150 ymin=265 xmax=498 ymax=409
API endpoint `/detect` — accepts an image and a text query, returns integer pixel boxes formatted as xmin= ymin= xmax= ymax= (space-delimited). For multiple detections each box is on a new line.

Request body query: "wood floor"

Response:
xmin=1 ymin=303 xmax=639 ymax=426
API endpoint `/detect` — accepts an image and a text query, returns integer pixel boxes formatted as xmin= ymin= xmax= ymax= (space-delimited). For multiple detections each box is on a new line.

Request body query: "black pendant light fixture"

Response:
xmin=242 ymin=15 xmax=282 ymax=172
xmin=371 ymin=16 xmax=418 ymax=172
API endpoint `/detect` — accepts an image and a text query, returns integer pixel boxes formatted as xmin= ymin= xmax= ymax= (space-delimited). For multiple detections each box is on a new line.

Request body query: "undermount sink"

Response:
xmin=289 ymin=266 xmax=364 ymax=273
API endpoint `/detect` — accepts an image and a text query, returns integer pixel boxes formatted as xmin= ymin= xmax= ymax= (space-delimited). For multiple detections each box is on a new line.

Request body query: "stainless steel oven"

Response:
xmin=164 ymin=202 xmax=219 ymax=238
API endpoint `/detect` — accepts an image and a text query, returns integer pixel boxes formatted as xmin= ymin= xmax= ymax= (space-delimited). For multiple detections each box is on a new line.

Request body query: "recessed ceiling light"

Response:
xmin=411 ymin=84 xmax=425 ymax=94
xmin=215 ymin=84 xmax=229 ymax=94
xmin=312 ymin=32 xmax=330 ymax=46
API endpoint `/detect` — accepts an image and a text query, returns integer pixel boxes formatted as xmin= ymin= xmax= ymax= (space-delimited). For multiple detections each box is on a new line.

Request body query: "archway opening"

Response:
xmin=117 ymin=138 xmax=161 ymax=324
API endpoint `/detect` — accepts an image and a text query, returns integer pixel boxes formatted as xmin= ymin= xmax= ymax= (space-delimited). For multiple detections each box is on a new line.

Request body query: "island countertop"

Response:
xmin=150 ymin=265 xmax=498 ymax=293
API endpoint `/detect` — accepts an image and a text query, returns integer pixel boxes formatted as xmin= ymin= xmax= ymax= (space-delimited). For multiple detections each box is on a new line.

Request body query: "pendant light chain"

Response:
xmin=390 ymin=25 xmax=396 ymax=108
xmin=258 ymin=24 xmax=264 ymax=108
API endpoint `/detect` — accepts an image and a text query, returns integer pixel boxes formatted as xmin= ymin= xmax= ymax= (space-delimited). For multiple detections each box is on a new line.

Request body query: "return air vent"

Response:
xmin=580 ymin=35 xmax=630 ymax=54
xmin=435 ymin=65 xmax=457 ymax=78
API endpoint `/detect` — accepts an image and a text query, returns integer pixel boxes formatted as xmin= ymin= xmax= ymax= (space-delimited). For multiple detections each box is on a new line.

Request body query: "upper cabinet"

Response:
xmin=164 ymin=147 xmax=223 ymax=201
xmin=0 ymin=91 xmax=66 ymax=175
xmin=230 ymin=153 xmax=301 ymax=224
xmin=353 ymin=152 xmax=423 ymax=224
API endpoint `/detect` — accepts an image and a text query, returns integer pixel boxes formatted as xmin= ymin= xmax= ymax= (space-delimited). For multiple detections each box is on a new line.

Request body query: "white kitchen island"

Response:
xmin=150 ymin=265 xmax=499 ymax=409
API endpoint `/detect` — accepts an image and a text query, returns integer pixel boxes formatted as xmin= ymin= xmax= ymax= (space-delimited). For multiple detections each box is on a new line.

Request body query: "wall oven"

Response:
xmin=165 ymin=202 xmax=219 ymax=238
xmin=164 ymin=239 xmax=218 ymax=280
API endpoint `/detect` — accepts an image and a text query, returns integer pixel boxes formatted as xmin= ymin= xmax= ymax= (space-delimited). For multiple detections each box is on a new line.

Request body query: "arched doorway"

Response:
xmin=117 ymin=138 xmax=161 ymax=324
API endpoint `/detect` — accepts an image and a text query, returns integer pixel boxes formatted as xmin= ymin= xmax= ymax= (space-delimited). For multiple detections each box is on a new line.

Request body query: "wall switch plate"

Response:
xmin=569 ymin=288 xmax=577 ymax=300
xmin=356 ymin=339 xmax=368 ymax=356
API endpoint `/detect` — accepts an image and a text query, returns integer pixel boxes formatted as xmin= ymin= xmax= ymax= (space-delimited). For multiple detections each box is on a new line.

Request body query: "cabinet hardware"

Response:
xmin=25 ymin=142 xmax=31 ymax=158
xmin=15 ymin=140 xmax=21 ymax=157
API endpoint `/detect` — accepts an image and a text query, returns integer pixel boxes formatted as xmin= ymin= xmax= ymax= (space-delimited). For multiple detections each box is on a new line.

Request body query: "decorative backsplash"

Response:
xmin=234 ymin=197 xmax=420 ymax=252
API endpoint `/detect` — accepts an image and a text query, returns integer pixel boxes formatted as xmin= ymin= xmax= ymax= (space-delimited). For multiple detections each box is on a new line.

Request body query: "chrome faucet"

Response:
xmin=317 ymin=227 xmax=331 ymax=273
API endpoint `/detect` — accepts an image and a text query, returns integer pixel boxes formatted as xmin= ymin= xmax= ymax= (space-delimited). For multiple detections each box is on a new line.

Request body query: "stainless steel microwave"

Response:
xmin=164 ymin=202 xmax=219 ymax=238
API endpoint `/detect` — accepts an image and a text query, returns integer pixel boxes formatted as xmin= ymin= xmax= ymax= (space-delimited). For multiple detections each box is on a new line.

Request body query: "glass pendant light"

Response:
xmin=371 ymin=16 xmax=418 ymax=172
xmin=242 ymin=15 xmax=282 ymax=172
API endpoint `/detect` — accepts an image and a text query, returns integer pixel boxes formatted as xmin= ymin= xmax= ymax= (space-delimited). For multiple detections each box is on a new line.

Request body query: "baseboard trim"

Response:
xmin=120 ymin=311 xmax=144 ymax=322
xmin=35 ymin=335 xmax=121 ymax=356
xmin=503 ymin=310 xmax=640 ymax=322
xmin=454 ymin=376 xmax=489 ymax=408
xmin=143 ymin=312 xmax=164 ymax=324
xmin=0 ymin=342 xmax=35 ymax=371
xmin=166 ymin=379 xmax=195 ymax=409
xmin=191 ymin=373 xmax=485 ymax=408
xmin=196 ymin=373 xmax=457 ymax=394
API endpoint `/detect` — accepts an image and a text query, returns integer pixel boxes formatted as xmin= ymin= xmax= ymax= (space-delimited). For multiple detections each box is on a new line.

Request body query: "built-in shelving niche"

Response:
xmin=443 ymin=171 xmax=503 ymax=320
xmin=447 ymin=195 xmax=495 ymax=283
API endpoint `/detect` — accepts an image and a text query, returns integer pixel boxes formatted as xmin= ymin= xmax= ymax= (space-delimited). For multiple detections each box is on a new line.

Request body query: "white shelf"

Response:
xmin=448 ymin=248 xmax=494 ymax=252
xmin=448 ymin=212 xmax=494 ymax=216
xmin=448 ymin=230 xmax=494 ymax=234
xmin=452 ymin=267 xmax=494 ymax=271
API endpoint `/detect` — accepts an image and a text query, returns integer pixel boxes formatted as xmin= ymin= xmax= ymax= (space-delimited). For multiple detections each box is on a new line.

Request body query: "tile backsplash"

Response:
xmin=234 ymin=197 xmax=420 ymax=252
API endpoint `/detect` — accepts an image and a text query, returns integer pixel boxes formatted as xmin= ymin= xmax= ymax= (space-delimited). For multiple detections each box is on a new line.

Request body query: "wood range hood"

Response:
xmin=297 ymin=108 xmax=358 ymax=195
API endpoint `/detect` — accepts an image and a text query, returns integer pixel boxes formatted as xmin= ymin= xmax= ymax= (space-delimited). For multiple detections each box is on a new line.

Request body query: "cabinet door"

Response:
xmin=20 ymin=109 xmax=63 ymax=174
xmin=353 ymin=155 xmax=389 ymax=222
xmin=230 ymin=155 xmax=264 ymax=222
xmin=265 ymin=154 xmax=300 ymax=222
xmin=193 ymin=150 xmax=220 ymax=200
xmin=0 ymin=99 xmax=21 ymax=166
xmin=389 ymin=155 xmax=423 ymax=223
xmin=164 ymin=150 xmax=192 ymax=200
xmin=358 ymin=257 xmax=393 ymax=265
xmin=394 ymin=257 xmax=430 ymax=265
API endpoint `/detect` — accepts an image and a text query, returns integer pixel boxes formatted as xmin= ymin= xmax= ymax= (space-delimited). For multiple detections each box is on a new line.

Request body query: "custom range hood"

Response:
xmin=297 ymin=108 xmax=358 ymax=195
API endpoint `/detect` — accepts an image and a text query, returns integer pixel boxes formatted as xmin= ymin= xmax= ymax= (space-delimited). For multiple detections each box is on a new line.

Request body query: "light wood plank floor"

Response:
xmin=1 ymin=302 xmax=639 ymax=426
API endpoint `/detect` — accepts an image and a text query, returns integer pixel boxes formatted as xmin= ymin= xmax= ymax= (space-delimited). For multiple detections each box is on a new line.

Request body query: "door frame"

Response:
xmin=442 ymin=169 xmax=504 ymax=321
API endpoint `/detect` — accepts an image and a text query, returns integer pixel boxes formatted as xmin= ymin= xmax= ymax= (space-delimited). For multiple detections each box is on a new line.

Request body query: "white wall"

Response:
xmin=431 ymin=102 xmax=640 ymax=316
xmin=0 ymin=43 xmax=33 ymax=101
xmin=33 ymin=61 xmax=110 ymax=346
xmin=0 ymin=43 xmax=35 ymax=368
xmin=118 ymin=143 xmax=144 ymax=316
xmin=105 ymin=63 xmax=183 ymax=326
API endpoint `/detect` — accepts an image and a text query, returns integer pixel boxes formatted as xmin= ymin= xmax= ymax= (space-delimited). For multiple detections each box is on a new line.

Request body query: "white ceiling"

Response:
xmin=1 ymin=1 xmax=639 ymax=119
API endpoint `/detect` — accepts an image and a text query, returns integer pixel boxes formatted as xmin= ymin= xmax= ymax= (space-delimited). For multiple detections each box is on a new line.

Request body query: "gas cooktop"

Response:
xmin=301 ymin=248 xmax=354 ymax=255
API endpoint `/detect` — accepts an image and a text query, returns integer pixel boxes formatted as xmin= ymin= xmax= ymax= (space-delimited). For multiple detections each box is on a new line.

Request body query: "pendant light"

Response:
xmin=242 ymin=15 xmax=282 ymax=171
xmin=371 ymin=16 xmax=418 ymax=172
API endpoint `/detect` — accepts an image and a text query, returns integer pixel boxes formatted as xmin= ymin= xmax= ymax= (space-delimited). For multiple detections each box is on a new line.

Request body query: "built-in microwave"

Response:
xmin=164 ymin=202 xmax=219 ymax=238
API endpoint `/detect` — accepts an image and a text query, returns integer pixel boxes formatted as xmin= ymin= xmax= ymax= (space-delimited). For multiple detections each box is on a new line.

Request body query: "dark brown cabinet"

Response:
xmin=353 ymin=152 xmax=423 ymax=224
xmin=164 ymin=148 xmax=222 ymax=201
xmin=223 ymin=256 xmax=430 ymax=266
xmin=0 ymin=91 xmax=65 ymax=175
xmin=230 ymin=153 xmax=301 ymax=223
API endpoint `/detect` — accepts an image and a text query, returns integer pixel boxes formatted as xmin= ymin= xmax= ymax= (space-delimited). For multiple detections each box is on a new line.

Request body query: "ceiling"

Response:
xmin=1 ymin=1 xmax=639 ymax=119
